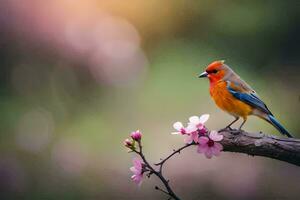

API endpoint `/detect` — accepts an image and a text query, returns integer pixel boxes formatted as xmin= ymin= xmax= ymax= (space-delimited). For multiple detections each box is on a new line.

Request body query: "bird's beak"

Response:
xmin=198 ymin=71 xmax=208 ymax=78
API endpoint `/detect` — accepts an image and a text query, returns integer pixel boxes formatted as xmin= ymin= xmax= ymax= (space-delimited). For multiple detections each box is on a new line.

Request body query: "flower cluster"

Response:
xmin=124 ymin=130 xmax=145 ymax=186
xmin=123 ymin=130 xmax=142 ymax=150
xmin=172 ymin=114 xmax=223 ymax=158
xmin=124 ymin=114 xmax=224 ymax=187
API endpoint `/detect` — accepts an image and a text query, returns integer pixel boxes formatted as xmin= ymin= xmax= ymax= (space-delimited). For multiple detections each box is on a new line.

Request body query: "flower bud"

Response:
xmin=130 ymin=130 xmax=142 ymax=141
xmin=124 ymin=138 xmax=133 ymax=148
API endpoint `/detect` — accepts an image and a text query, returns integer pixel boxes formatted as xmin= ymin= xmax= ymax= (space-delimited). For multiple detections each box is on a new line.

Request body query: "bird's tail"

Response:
xmin=267 ymin=115 xmax=293 ymax=138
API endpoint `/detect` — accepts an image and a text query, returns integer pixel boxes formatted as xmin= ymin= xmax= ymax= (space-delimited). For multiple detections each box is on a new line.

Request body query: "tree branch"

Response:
xmin=126 ymin=129 xmax=299 ymax=200
xmin=219 ymin=130 xmax=300 ymax=166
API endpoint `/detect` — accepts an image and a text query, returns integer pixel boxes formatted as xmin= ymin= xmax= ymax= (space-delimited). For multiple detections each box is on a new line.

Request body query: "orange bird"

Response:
xmin=198 ymin=60 xmax=292 ymax=137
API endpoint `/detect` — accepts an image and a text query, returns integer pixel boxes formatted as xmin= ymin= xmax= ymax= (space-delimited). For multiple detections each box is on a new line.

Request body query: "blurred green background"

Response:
xmin=0 ymin=0 xmax=300 ymax=199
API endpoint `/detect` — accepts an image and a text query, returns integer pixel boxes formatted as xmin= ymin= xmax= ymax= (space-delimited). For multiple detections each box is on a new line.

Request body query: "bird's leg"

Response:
xmin=219 ymin=117 xmax=239 ymax=132
xmin=238 ymin=118 xmax=247 ymax=131
xmin=226 ymin=117 xmax=239 ymax=129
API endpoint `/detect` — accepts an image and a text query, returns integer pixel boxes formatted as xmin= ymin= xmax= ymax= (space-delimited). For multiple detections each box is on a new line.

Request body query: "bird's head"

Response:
xmin=198 ymin=60 xmax=228 ymax=83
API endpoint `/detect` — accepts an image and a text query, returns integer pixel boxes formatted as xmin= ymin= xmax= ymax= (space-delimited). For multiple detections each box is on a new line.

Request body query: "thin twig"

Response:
xmin=136 ymin=141 xmax=181 ymax=200
xmin=155 ymin=186 xmax=170 ymax=196
xmin=155 ymin=143 xmax=194 ymax=172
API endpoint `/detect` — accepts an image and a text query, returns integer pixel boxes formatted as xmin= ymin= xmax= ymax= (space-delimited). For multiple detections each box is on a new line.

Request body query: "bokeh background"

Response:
xmin=0 ymin=0 xmax=300 ymax=199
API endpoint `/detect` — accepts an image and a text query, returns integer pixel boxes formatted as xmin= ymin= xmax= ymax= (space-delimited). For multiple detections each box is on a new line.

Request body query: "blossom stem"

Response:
xmin=135 ymin=141 xmax=181 ymax=200
xmin=155 ymin=142 xmax=195 ymax=172
xmin=155 ymin=186 xmax=170 ymax=196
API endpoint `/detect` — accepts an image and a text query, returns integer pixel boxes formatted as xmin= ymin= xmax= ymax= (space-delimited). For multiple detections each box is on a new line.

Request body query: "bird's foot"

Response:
xmin=218 ymin=126 xmax=233 ymax=133
xmin=229 ymin=129 xmax=243 ymax=135
xmin=230 ymin=129 xmax=240 ymax=134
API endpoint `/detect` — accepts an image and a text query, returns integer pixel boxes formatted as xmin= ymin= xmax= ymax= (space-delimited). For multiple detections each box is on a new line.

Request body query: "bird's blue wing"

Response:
xmin=226 ymin=81 xmax=273 ymax=115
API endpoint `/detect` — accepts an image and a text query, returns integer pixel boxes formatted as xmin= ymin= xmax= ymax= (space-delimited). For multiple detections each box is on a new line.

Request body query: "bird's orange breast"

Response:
xmin=210 ymin=81 xmax=253 ymax=118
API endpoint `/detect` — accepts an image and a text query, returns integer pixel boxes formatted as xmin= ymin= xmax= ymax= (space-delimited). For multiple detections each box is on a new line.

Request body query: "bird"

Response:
xmin=198 ymin=60 xmax=293 ymax=138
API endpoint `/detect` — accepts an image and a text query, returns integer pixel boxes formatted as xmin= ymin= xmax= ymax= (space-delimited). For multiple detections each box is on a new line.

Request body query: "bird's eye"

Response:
xmin=206 ymin=69 xmax=218 ymax=74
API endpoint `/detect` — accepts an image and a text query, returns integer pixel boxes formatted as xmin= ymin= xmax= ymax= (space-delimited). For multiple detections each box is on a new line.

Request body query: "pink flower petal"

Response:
xmin=214 ymin=142 xmax=223 ymax=152
xmin=199 ymin=114 xmax=209 ymax=124
xmin=197 ymin=144 xmax=209 ymax=153
xmin=211 ymin=146 xmax=221 ymax=156
xmin=133 ymin=158 xmax=142 ymax=167
xmin=199 ymin=136 xmax=209 ymax=144
xmin=205 ymin=148 xmax=213 ymax=159
xmin=192 ymin=132 xmax=199 ymax=143
xmin=131 ymin=174 xmax=143 ymax=186
xmin=133 ymin=158 xmax=142 ymax=171
xmin=186 ymin=123 xmax=198 ymax=133
xmin=130 ymin=166 xmax=138 ymax=174
xmin=184 ymin=135 xmax=193 ymax=144
xmin=209 ymin=131 xmax=223 ymax=142
xmin=131 ymin=174 xmax=136 ymax=179
xmin=189 ymin=116 xmax=200 ymax=124
xmin=209 ymin=143 xmax=223 ymax=157
xmin=173 ymin=122 xmax=183 ymax=131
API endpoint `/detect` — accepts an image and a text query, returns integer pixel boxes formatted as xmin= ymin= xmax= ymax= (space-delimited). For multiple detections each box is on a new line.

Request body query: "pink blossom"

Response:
xmin=172 ymin=122 xmax=187 ymax=135
xmin=130 ymin=158 xmax=144 ymax=186
xmin=183 ymin=114 xmax=209 ymax=144
xmin=188 ymin=114 xmax=209 ymax=132
xmin=130 ymin=130 xmax=142 ymax=141
xmin=172 ymin=121 xmax=199 ymax=144
xmin=197 ymin=131 xmax=223 ymax=159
